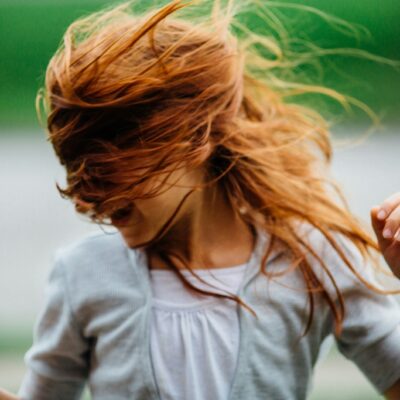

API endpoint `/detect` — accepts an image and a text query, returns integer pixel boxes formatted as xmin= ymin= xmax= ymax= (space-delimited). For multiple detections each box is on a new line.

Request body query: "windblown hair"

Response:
xmin=37 ymin=0 xmax=399 ymax=338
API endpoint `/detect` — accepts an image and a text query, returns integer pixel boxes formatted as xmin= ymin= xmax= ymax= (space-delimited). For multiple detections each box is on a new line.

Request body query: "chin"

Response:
xmin=120 ymin=230 xmax=151 ymax=249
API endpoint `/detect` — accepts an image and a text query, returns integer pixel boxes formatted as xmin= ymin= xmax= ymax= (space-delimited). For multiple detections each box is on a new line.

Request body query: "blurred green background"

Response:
xmin=0 ymin=0 xmax=399 ymax=129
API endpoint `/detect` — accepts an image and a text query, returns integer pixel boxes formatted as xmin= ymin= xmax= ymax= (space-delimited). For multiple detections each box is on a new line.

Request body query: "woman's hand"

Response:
xmin=0 ymin=388 xmax=19 ymax=400
xmin=371 ymin=192 xmax=400 ymax=278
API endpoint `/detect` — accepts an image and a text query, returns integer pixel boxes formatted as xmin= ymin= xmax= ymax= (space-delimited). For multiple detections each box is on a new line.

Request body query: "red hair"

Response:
xmin=37 ymin=0 xmax=400 ymax=338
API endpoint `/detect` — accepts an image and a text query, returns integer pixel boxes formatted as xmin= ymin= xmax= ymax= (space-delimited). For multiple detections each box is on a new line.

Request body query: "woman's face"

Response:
xmin=108 ymin=166 xmax=202 ymax=249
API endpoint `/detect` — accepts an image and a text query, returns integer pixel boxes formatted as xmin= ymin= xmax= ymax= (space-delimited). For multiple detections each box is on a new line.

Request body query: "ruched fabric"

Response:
xmin=149 ymin=262 xmax=248 ymax=400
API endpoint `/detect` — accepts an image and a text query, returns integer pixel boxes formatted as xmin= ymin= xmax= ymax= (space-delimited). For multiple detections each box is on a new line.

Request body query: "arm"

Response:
xmin=385 ymin=378 xmax=400 ymax=399
xmin=0 ymin=389 xmax=19 ymax=400
xmin=17 ymin=255 xmax=90 ymax=399
xmin=371 ymin=195 xmax=400 ymax=399
xmin=323 ymin=231 xmax=400 ymax=396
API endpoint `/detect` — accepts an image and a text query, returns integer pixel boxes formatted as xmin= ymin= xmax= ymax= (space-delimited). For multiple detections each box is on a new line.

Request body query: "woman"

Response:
xmin=3 ymin=0 xmax=400 ymax=398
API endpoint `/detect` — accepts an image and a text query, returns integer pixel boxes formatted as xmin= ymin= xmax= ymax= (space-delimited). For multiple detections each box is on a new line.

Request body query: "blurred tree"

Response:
xmin=0 ymin=0 xmax=398 ymax=129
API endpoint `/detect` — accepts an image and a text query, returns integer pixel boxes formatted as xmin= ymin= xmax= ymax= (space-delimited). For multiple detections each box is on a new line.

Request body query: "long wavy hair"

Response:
xmin=36 ymin=0 xmax=400 ymax=338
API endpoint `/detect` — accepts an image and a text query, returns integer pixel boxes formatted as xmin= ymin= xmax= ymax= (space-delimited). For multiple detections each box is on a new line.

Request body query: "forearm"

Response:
xmin=384 ymin=377 xmax=400 ymax=399
xmin=0 ymin=388 xmax=19 ymax=400
xmin=17 ymin=368 xmax=86 ymax=400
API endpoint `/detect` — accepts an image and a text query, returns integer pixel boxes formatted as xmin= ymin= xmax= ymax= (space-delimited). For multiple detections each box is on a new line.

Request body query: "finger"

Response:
xmin=383 ymin=239 xmax=400 ymax=278
xmin=382 ymin=204 xmax=400 ymax=242
xmin=376 ymin=192 xmax=400 ymax=221
xmin=371 ymin=205 xmax=391 ymax=252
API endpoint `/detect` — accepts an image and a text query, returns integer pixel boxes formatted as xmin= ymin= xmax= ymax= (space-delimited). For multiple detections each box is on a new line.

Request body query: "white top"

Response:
xmin=149 ymin=261 xmax=249 ymax=400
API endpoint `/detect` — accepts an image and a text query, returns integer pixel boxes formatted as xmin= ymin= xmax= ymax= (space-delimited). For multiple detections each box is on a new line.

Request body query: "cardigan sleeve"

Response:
xmin=328 ymin=233 xmax=400 ymax=394
xmin=17 ymin=253 xmax=90 ymax=400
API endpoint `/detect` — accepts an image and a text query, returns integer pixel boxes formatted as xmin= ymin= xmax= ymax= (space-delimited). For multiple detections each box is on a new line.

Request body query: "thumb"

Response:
xmin=370 ymin=205 xmax=390 ymax=253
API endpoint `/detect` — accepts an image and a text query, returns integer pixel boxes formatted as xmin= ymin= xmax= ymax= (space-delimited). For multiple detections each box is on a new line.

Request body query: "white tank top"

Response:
xmin=149 ymin=261 xmax=249 ymax=400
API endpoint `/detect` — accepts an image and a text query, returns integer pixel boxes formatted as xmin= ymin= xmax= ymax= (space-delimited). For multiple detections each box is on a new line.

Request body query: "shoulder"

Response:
xmin=53 ymin=230 xmax=137 ymax=290
xmin=291 ymin=220 xmax=375 ymax=284
xmin=55 ymin=230 xmax=127 ymax=267
xmin=292 ymin=220 xmax=364 ymax=260
xmin=48 ymin=230 xmax=143 ymax=323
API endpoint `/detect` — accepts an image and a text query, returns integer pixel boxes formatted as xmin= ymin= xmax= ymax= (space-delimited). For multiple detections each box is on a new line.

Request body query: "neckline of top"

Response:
xmin=149 ymin=261 xmax=249 ymax=276
xmin=125 ymin=224 xmax=286 ymax=297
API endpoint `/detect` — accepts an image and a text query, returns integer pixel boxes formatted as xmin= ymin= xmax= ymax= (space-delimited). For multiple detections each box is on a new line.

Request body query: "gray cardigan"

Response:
xmin=18 ymin=224 xmax=400 ymax=399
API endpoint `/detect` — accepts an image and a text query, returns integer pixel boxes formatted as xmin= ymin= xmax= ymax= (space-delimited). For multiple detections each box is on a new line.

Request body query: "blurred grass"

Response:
xmin=0 ymin=328 xmax=32 ymax=355
xmin=0 ymin=0 xmax=399 ymax=130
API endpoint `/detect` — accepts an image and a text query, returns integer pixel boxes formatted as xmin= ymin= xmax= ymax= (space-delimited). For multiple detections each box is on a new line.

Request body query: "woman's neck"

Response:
xmin=146 ymin=184 xmax=256 ymax=270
